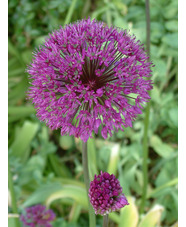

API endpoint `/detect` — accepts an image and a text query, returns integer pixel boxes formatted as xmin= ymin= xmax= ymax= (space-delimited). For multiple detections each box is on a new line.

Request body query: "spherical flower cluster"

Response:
xmin=20 ymin=204 xmax=56 ymax=227
xmin=27 ymin=18 xmax=153 ymax=142
xmin=89 ymin=171 xmax=129 ymax=215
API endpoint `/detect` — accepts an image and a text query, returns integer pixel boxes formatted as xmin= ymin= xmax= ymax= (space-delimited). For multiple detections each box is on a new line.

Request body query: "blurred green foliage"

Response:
xmin=8 ymin=0 xmax=177 ymax=226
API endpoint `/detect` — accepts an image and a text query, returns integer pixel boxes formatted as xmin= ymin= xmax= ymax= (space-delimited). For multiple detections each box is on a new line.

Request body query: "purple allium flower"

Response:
xmin=89 ymin=171 xmax=129 ymax=215
xmin=20 ymin=204 xmax=56 ymax=227
xmin=27 ymin=18 xmax=153 ymax=142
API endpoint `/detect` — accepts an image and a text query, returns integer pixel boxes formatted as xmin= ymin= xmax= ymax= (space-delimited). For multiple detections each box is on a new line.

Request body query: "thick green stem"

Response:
xmin=140 ymin=101 xmax=150 ymax=213
xmin=82 ymin=141 xmax=96 ymax=227
xmin=103 ymin=214 xmax=109 ymax=227
xmin=8 ymin=162 xmax=20 ymax=227
xmin=140 ymin=0 xmax=151 ymax=214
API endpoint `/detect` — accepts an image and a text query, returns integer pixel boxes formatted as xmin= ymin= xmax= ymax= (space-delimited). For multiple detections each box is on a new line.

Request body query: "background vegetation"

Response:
xmin=8 ymin=0 xmax=178 ymax=226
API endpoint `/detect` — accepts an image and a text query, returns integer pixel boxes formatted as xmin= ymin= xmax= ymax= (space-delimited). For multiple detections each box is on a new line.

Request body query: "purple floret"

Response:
xmin=27 ymin=18 xmax=153 ymax=142
xmin=89 ymin=171 xmax=129 ymax=215
xmin=20 ymin=204 xmax=56 ymax=227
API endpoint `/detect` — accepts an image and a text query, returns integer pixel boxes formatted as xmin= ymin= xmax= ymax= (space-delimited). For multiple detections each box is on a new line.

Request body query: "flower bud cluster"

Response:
xmin=20 ymin=204 xmax=56 ymax=227
xmin=89 ymin=172 xmax=129 ymax=215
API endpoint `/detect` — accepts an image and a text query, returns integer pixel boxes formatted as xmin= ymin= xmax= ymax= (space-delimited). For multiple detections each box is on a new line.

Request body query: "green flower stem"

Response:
xmin=145 ymin=0 xmax=151 ymax=56
xmin=140 ymin=101 xmax=151 ymax=213
xmin=140 ymin=0 xmax=151 ymax=214
xmin=8 ymin=162 xmax=20 ymax=227
xmin=103 ymin=214 xmax=109 ymax=227
xmin=64 ymin=0 xmax=78 ymax=25
xmin=82 ymin=141 xmax=96 ymax=227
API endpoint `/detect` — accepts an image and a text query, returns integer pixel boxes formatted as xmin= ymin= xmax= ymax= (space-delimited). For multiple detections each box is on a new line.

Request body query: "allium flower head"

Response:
xmin=20 ymin=204 xmax=56 ymax=227
xmin=27 ymin=18 xmax=153 ymax=142
xmin=89 ymin=171 xmax=129 ymax=215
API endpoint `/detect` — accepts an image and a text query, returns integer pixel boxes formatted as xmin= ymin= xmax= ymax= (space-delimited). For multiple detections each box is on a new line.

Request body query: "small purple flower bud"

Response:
xmin=20 ymin=204 xmax=56 ymax=227
xmin=89 ymin=171 xmax=129 ymax=215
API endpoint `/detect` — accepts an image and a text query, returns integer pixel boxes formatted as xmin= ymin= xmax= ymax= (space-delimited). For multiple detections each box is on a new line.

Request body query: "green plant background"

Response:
xmin=8 ymin=0 xmax=178 ymax=226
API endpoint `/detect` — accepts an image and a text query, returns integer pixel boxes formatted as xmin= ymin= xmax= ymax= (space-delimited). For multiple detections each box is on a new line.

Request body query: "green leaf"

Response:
xmin=119 ymin=160 xmax=142 ymax=195
xmin=64 ymin=0 xmax=78 ymax=25
xmin=8 ymin=77 xmax=28 ymax=105
xmin=8 ymin=68 xmax=24 ymax=77
xmin=155 ymin=156 xmax=178 ymax=187
xmin=148 ymin=178 xmax=178 ymax=198
xmin=91 ymin=6 xmax=110 ymax=19
xmin=138 ymin=205 xmax=164 ymax=227
xmin=8 ymin=39 xmax=24 ymax=65
xmin=114 ymin=17 xmax=128 ymax=30
xmin=10 ymin=121 xmax=39 ymax=162
xmin=150 ymin=135 xmax=174 ymax=158
xmin=46 ymin=185 xmax=88 ymax=208
xmin=163 ymin=2 xmax=178 ymax=19
xmin=59 ymin=135 xmax=74 ymax=150
xmin=68 ymin=202 xmax=82 ymax=223
xmin=168 ymin=108 xmax=178 ymax=128
xmin=151 ymin=85 xmax=161 ymax=104
xmin=54 ymin=177 xmax=85 ymax=188
xmin=151 ymin=22 xmax=165 ymax=43
xmin=48 ymin=154 xmax=72 ymax=178
xmin=131 ymin=23 xmax=146 ymax=44
xmin=161 ymin=92 xmax=174 ymax=106
xmin=109 ymin=212 xmax=120 ymax=224
xmin=97 ymin=144 xmax=111 ymax=172
xmin=158 ymin=44 xmax=178 ymax=58
xmin=8 ymin=106 xmax=36 ymax=116
xmin=8 ymin=217 xmax=17 ymax=227
xmin=22 ymin=178 xmax=86 ymax=207
xmin=165 ymin=20 xmax=178 ymax=32
xmin=119 ymin=197 xmax=139 ymax=227
xmin=21 ymin=50 xmax=33 ymax=64
xmin=152 ymin=59 xmax=167 ymax=79
xmin=34 ymin=35 xmax=47 ymax=46
xmin=107 ymin=143 xmax=120 ymax=175
xmin=162 ymin=33 xmax=178 ymax=49
xmin=23 ymin=182 xmax=63 ymax=207
xmin=114 ymin=2 xmax=127 ymax=15
xmin=8 ymin=58 xmax=18 ymax=69
xmin=126 ymin=6 xmax=145 ymax=21
xmin=19 ymin=155 xmax=46 ymax=186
